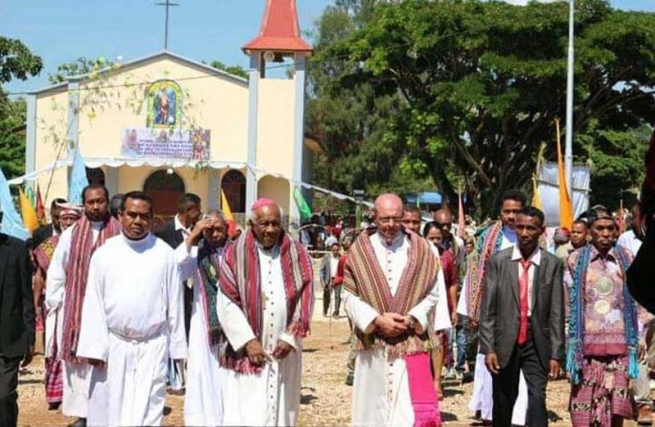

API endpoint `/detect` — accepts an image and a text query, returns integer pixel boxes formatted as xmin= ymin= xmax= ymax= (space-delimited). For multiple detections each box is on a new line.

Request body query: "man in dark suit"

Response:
xmin=155 ymin=193 xmax=201 ymax=394
xmin=480 ymin=207 xmax=565 ymax=427
xmin=0 ymin=211 xmax=36 ymax=427
xmin=628 ymin=129 xmax=655 ymax=314
xmin=155 ymin=193 xmax=201 ymax=248
xmin=31 ymin=198 xmax=67 ymax=249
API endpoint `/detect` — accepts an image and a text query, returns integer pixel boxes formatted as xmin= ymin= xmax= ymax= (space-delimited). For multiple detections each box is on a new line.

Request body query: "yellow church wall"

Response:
xmin=34 ymin=89 xmax=70 ymax=207
xmin=29 ymin=53 xmax=303 ymax=218
xmin=75 ymin=57 xmax=249 ymax=162
xmin=256 ymin=79 xmax=296 ymax=178
xmin=181 ymin=73 xmax=249 ymax=163
xmin=257 ymin=175 xmax=290 ymax=214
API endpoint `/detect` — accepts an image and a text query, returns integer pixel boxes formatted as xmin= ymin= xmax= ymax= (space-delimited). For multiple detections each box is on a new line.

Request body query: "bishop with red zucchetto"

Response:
xmin=217 ymin=198 xmax=314 ymax=426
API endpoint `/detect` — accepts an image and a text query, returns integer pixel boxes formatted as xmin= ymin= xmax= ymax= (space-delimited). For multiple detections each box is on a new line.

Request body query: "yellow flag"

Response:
xmin=556 ymin=120 xmax=573 ymax=229
xmin=19 ymin=188 xmax=39 ymax=232
xmin=532 ymin=175 xmax=543 ymax=210
xmin=221 ymin=190 xmax=234 ymax=222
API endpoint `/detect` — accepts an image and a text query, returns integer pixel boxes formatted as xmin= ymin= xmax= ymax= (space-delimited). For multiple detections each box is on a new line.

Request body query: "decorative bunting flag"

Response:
xmin=457 ymin=192 xmax=466 ymax=238
xmin=0 ymin=168 xmax=29 ymax=240
xmin=19 ymin=188 xmax=39 ymax=232
xmin=68 ymin=146 xmax=89 ymax=205
xmin=293 ymin=187 xmax=312 ymax=220
xmin=35 ymin=184 xmax=46 ymax=224
xmin=556 ymin=120 xmax=573 ymax=229
xmin=221 ymin=190 xmax=234 ymax=221
xmin=531 ymin=175 xmax=543 ymax=210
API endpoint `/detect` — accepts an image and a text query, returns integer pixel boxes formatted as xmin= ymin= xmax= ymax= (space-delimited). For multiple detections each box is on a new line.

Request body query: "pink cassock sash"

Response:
xmin=406 ymin=353 xmax=442 ymax=427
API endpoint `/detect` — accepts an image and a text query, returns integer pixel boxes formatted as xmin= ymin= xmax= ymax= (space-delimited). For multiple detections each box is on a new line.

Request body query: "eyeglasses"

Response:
xmin=377 ymin=216 xmax=403 ymax=225
xmin=436 ymin=222 xmax=452 ymax=229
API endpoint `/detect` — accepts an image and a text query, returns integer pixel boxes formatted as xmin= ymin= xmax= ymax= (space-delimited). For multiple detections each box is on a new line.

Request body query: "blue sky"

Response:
xmin=2 ymin=0 xmax=654 ymax=95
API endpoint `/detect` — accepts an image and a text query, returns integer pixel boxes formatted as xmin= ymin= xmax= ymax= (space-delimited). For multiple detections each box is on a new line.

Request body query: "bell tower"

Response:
xmin=243 ymin=0 xmax=313 ymax=226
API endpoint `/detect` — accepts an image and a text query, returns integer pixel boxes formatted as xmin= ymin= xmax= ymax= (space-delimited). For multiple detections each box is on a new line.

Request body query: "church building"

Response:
xmin=24 ymin=0 xmax=316 ymax=228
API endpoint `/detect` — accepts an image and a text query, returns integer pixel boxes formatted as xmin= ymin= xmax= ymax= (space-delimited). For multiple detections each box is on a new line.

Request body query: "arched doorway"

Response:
xmin=143 ymin=170 xmax=185 ymax=225
xmin=86 ymin=167 xmax=105 ymax=185
xmin=221 ymin=170 xmax=246 ymax=213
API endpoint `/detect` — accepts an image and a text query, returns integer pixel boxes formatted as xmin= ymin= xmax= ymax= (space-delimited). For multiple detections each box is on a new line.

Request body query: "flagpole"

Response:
xmin=565 ymin=0 xmax=575 ymax=196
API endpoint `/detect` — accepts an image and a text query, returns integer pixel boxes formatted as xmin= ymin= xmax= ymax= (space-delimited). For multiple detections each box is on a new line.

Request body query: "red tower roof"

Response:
xmin=242 ymin=0 xmax=313 ymax=54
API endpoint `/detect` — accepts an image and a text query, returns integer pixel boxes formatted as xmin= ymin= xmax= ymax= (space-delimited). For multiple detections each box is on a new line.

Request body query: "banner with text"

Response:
xmin=121 ymin=128 xmax=210 ymax=160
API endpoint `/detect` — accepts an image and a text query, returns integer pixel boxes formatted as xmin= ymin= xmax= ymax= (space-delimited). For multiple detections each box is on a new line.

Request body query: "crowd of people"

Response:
xmin=0 ymin=171 xmax=652 ymax=427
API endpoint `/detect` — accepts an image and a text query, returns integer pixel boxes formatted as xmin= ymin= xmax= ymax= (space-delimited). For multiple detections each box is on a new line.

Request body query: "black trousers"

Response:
xmin=333 ymin=286 xmax=342 ymax=316
xmin=184 ymin=284 xmax=193 ymax=341
xmin=492 ymin=330 xmax=548 ymax=427
xmin=323 ymin=285 xmax=332 ymax=315
xmin=0 ymin=356 xmax=21 ymax=427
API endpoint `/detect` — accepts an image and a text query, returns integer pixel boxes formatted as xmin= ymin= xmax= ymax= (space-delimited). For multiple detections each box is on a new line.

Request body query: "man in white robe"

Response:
xmin=46 ymin=185 xmax=121 ymax=427
xmin=76 ymin=191 xmax=187 ymax=426
xmin=176 ymin=209 xmax=229 ymax=426
xmin=457 ymin=190 xmax=529 ymax=425
xmin=344 ymin=194 xmax=442 ymax=427
xmin=217 ymin=198 xmax=314 ymax=426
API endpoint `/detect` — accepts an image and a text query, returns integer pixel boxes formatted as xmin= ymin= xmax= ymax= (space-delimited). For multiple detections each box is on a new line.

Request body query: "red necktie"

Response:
xmin=517 ymin=259 xmax=531 ymax=345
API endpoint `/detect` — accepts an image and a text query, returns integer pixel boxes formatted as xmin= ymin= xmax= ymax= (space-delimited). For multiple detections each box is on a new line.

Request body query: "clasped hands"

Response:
xmin=373 ymin=313 xmax=418 ymax=338
xmin=245 ymin=338 xmax=294 ymax=366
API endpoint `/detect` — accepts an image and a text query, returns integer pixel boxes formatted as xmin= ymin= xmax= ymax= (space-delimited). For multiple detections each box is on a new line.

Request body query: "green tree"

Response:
xmin=48 ymin=57 xmax=114 ymax=84
xmin=0 ymin=95 xmax=27 ymax=179
xmin=324 ymin=0 xmax=655 ymax=216
xmin=307 ymin=1 xmax=418 ymax=199
xmin=0 ymin=37 xmax=42 ymax=84
xmin=208 ymin=60 xmax=249 ymax=80
xmin=0 ymin=37 xmax=42 ymax=179
xmin=583 ymin=121 xmax=651 ymax=210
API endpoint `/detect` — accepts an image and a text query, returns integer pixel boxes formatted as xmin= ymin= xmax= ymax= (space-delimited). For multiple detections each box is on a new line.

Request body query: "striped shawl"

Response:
xmin=196 ymin=240 xmax=226 ymax=347
xmin=61 ymin=215 xmax=121 ymax=363
xmin=343 ymin=229 xmax=440 ymax=359
xmin=219 ymin=229 xmax=314 ymax=373
xmin=464 ymin=221 xmax=503 ymax=323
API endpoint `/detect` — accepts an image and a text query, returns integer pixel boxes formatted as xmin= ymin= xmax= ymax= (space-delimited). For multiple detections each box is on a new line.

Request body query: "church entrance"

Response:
xmin=221 ymin=169 xmax=246 ymax=213
xmin=143 ymin=170 xmax=185 ymax=228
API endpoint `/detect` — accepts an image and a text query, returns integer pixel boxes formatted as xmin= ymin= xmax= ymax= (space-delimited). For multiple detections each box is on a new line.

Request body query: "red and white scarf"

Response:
xmin=219 ymin=229 xmax=314 ymax=373
xmin=60 ymin=215 xmax=121 ymax=363
xmin=343 ymin=229 xmax=441 ymax=358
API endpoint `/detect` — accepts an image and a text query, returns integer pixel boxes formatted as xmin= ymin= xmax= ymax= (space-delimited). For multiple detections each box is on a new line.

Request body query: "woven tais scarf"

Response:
xmin=60 ymin=215 xmax=121 ymax=363
xmin=33 ymin=235 xmax=60 ymax=273
xmin=343 ymin=230 xmax=440 ymax=359
xmin=197 ymin=240 xmax=225 ymax=347
xmin=464 ymin=221 xmax=503 ymax=323
xmin=219 ymin=230 xmax=314 ymax=373
xmin=566 ymin=245 xmax=639 ymax=385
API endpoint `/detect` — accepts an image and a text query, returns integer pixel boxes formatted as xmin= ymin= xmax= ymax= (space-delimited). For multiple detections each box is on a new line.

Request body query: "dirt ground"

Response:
xmin=16 ymin=314 xmax=638 ymax=426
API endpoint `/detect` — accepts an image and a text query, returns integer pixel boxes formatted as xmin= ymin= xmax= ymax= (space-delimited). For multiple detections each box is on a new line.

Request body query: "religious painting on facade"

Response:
xmin=146 ymin=80 xmax=183 ymax=128
xmin=121 ymin=128 xmax=210 ymax=160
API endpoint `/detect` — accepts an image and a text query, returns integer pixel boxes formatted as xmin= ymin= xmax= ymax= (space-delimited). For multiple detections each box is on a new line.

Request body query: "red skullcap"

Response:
xmin=251 ymin=197 xmax=277 ymax=211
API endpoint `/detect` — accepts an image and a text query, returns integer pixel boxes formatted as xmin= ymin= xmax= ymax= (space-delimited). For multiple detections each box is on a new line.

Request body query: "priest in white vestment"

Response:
xmin=344 ymin=194 xmax=442 ymax=427
xmin=176 ymin=209 xmax=229 ymax=426
xmin=217 ymin=198 xmax=314 ymax=427
xmin=46 ymin=185 xmax=121 ymax=427
xmin=456 ymin=190 xmax=529 ymax=425
xmin=76 ymin=191 xmax=187 ymax=427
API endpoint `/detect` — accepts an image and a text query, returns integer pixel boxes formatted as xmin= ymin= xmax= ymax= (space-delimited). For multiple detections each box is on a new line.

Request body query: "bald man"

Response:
xmin=217 ymin=199 xmax=314 ymax=426
xmin=344 ymin=194 xmax=443 ymax=426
